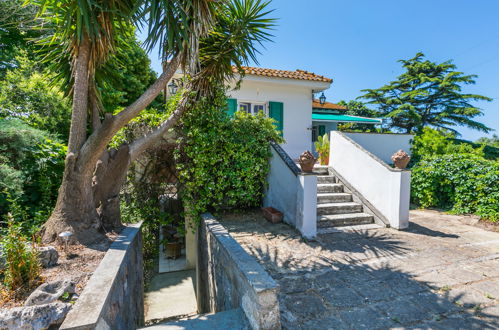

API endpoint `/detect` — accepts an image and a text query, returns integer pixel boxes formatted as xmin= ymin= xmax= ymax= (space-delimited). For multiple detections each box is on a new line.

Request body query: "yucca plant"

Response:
xmin=314 ymin=133 xmax=330 ymax=165
xmin=33 ymin=0 xmax=275 ymax=243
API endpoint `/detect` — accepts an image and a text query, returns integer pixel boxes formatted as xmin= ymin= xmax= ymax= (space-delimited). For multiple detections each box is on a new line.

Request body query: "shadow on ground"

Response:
xmin=219 ymin=210 xmax=499 ymax=329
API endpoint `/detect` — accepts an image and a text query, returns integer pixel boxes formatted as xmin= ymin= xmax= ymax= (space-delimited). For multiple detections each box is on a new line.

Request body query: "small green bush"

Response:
xmin=1 ymin=215 xmax=41 ymax=294
xmin=411 ymin=154 xmax=499 ymax=222
xmin=175 ymin=89 xmax=283 ymax=219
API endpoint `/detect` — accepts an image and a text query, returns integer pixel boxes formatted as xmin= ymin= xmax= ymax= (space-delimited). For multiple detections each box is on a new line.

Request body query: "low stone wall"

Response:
xmin=60 ymin=223 xmax=144 ymax=330
xmin=197 ymin=213 xmax=280 ymax=330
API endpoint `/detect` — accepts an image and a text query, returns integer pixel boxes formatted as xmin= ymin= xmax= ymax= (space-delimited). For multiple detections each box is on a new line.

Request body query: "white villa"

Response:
xmin=227 ymin=66 xmax=382 ymax=158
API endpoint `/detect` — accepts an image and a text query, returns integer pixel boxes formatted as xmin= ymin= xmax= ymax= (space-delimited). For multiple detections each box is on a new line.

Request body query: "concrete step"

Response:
xmin=318 ymin=223 xmax=382 ymax=234
xmin=316 ymin=202 xmax=363 ymax=216
xmin=142 ymin=308 xmax=249 ymax=329
xmin=317 ymin=175 xmax=336 ymax=184
xmin=317 ymin=183 xmax=343 ymax=193
xmin=313 ymin=165 xmax=329 ymax=175
xmin=317 ymin=213 xmax=374 ymax=227
xmin=317 ymin=193 xmax=352 ymax=204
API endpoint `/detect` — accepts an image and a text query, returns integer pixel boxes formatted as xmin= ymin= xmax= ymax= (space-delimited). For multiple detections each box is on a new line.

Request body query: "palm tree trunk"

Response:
xmin=41 ymin=57 xmax=181 ymax=244
xmin=68 ymin=36 xmax=91 ymax=153
xmin=40 ymin=36 xmax=105 ymax=244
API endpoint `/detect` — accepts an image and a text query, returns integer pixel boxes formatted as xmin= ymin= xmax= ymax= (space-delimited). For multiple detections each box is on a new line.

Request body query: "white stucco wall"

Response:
xmin=330 ymin=132 xmax=410 ymax=229
xmin=264 ymin=147 xmax=299 ymax=225
xmin=344 ymin=133 xmax=414 ymax=164
xmin=229 ymin=77 xmax=329 ymax=159
xmin=264 ymin=146 xmax=317 ymax=238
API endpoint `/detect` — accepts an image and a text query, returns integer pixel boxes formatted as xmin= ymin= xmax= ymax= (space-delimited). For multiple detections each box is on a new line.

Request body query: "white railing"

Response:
xmin=329 ymin=132 xmax=411 ymax=229
xmin=264 ymin=142 xmax=317 ymax=239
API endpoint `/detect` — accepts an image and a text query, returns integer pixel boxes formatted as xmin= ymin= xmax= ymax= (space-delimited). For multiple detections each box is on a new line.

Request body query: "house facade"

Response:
xmin=227 ymin=66 xmax=381 ymax=158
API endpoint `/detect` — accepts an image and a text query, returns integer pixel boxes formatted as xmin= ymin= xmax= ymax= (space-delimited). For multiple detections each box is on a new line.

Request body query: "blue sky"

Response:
xmin=139 ymin=0 xmax=499 ymax=141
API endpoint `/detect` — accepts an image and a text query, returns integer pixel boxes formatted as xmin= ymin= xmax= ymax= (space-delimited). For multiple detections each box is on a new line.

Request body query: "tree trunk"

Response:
xmin=41 ymin=154 xmax=103 ymax=244
xmin=68 ymin=36 xmax=91 ymax=153
xmin=93 ymin=146 xmax=131 ymax=231
xmin=41 ymin=37 xmax=106 ymax=244
xmin=41 ymin=56 xmax=180 ymax=244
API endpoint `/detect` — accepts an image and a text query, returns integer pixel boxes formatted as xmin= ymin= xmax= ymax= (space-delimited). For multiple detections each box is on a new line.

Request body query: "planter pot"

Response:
xmin=299 ymin=160 xmax=315 ymax=172
xmin=164 ymin=241 xmax=182 ymax=259
xmin=393 ymin=158 xmax=410 ymax=169
xmin=391 ymin=149 xmax=411 ymax=169
xmin=299 ymin=150 xmax=316 ymax=173
xmin=262 ymin=207 xmax=283 ymax=224
xmin=319 ymin=155 xmax=329 ymax=166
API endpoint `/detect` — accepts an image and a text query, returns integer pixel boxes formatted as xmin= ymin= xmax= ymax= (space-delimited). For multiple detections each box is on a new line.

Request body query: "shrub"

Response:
xmin=1 ymin=214 xmax=41 ymax=295
xmin=410 ymin=127 xmax=484 ymax=164
xmin=175 ymin=89 xmax=283 ymax=219
xmin=411 ymin=154 xmax=499 ymax=222
xmin=0 ymin=119 xmax=66 ymax=233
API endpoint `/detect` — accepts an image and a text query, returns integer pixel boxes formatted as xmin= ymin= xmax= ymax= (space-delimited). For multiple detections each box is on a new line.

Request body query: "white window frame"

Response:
xmin=238 ymin=100 xmax=268 ymax=116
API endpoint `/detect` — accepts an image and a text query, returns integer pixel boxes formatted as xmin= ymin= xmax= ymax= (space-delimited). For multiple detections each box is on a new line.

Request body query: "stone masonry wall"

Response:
xmin=197 ymin=213 xmax=280 ymax=330
xmin=60 ymin=223 xmax=144 ymax=330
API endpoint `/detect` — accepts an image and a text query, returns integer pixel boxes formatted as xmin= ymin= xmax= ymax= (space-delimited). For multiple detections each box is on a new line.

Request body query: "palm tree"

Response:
xmin=35 ymin=0 xmax=275 ymax=243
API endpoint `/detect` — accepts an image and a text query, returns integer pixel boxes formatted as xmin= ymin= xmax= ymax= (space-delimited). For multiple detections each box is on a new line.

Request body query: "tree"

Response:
xmin=0 ymin=0 xmax=43 ymax=77
xmin=359 ymin=52 xmax=492 ymax=135
xmin=476 ymin=134 xmax=499 ymax=148
xmin=98 ymin=32 xmax=162 ymax=113
xmin=0 ymin=53 xmax=72 ymax=141
xmin=337 ymin=100 xmax=381 ymax=132
xmin=36 ymin=0 xmax=275 ymax=244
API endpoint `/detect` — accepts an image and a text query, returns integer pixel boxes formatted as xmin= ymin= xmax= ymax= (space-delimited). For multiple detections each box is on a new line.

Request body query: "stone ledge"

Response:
xmin=60 ymin=223 xmax=143 ymax=330
xmin=199 ymin=213 xmax=281 ymax=330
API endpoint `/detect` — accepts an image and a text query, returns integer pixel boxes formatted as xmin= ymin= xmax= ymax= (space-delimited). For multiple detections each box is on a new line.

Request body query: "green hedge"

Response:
xmin=175 ymin=90 xmax=283 ymax=219
xmin=411 ymin=154 xmax=499 ymax=222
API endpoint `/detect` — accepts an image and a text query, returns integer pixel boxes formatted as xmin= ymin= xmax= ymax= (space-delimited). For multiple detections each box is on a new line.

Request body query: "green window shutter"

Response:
xmin=318 ymin=125 xmax=326 ymax=136
xmin=226 ymin=98 xmax=237 ymax=118
xmin=268 ymin=101 xmax=284 ymax=136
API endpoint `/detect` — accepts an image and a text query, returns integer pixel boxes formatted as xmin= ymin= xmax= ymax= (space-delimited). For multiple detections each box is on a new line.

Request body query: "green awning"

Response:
xmin=312 ymin=113 xmax=382 ymax=124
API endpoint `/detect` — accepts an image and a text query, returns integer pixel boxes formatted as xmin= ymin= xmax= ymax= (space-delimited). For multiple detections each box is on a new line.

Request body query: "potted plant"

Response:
xmin=163 ymin=238 xmax=182 ymax=259
xmin=299 ymin=150 xmax=316 ymax=172
xmin=391 ymin=149 xmax=411 ymax=169
xmin=314 ymin=133 xmax=330 ymax=165
xmin=161 ymin=221 xmax=183 ymax=260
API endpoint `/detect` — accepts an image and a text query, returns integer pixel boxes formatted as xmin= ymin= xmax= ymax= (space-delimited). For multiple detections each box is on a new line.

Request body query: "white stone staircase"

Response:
xmin=315 ymin=166 xmax=381 ymax=233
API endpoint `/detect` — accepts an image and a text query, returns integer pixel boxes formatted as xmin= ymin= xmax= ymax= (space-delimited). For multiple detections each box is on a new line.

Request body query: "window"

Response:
xmin=239 ymin=102 xmax=251 ymax=113
xmin=238 ymin=102 xmax=267 ymax=116
xmin=253 ymin=104 xmax=265 ymax=114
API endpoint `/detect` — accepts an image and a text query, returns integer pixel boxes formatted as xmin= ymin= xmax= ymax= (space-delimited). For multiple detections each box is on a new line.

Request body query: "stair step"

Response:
xmin=318 ymin=223 xmax=382 ymax=234
xmin=317 ymin=175 xmax=336 ymax=184
xmin=313 ymin=165 xmax=329 ymax=175
xmin=317 ymin=183 xmax=343 ymax=193
xmin=317 ymin=193 xmax=352 ymax=204
xmin=317 ymin=202 xmax=363 ymax=215
xmin=317 ymin=213 xmax=374 ymax=227
xmin=142 ymin=308 xmax=249 ymax=329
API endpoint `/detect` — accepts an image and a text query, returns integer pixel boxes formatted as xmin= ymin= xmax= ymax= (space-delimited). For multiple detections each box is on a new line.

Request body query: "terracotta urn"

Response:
xmin=391 ymin=149 xmax=411 ymax=169
xmin=299 ymin=150 xmax=316 ymax=172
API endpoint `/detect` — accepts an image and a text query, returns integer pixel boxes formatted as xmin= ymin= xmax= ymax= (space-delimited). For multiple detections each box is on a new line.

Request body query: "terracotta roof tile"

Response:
xmin=233 ymin=66 xmax=333 ymax=83
xmin=312 ymin=100 xmax=347 ymax=111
